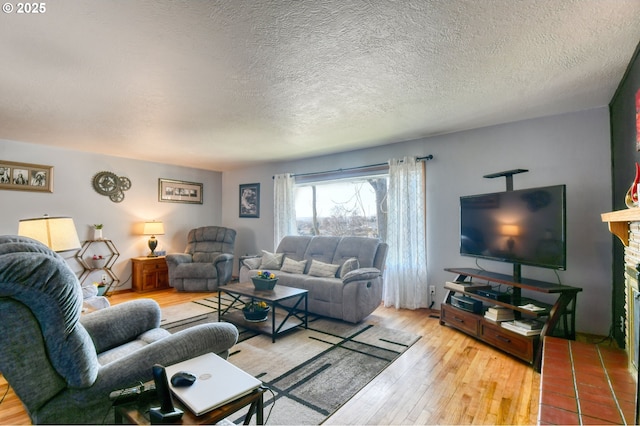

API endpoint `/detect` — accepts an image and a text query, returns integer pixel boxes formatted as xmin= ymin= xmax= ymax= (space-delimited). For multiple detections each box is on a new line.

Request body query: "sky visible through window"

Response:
xmin=295 ymin=180 xmax=378 ymax=218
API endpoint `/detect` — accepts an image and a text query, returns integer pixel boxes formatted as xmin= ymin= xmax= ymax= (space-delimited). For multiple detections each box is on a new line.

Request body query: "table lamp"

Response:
xmin=18 ymin=215 xmax=81 ymax=252
xmin=501 ymin=224 xmax=520 ymax=253
xmin=143 ymin=221 xmax=165 ymax=257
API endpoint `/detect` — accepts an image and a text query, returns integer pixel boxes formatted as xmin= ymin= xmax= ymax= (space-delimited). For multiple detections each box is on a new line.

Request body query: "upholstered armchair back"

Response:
xmin=0 ymin=237 xmax=99 ymax=412
xmin=185 ymin=226 xmax=236 ymax=259
xmin=1 ymin=235 xmax=242 ymax=424
xmin=167 ymin=226 xmax=237 ymax=291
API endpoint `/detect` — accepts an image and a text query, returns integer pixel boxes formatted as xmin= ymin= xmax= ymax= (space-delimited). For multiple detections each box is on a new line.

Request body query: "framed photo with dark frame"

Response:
xmin=158 ymin=178 xmax=203 ymax=204
xmin=0 ymin=160 xmax=53 ymax=193
xmin=239 ymin=183 xmax=260 ymax=218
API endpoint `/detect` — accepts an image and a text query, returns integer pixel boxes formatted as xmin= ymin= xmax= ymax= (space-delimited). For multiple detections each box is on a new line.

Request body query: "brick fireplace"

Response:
xmin=602 ymin=209 xmax=640 ymax=423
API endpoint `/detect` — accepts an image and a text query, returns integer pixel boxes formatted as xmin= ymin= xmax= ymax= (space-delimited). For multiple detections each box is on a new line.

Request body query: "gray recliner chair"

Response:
xmin=0 ymin=235 xmax=239 ymax=424
xmin=166 ymin=226 xmax=236 ymax=292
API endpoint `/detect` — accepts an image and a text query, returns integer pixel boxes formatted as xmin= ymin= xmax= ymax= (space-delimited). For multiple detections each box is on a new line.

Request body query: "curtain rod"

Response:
xmin=273 ymin=154 xmax=434 ymax=179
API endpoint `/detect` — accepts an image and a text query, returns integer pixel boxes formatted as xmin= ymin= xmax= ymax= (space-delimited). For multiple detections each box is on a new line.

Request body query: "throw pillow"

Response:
xmin=243 ymin=256 xmax=262 ymax=270
xmin=260 ymin=250 xmax=284 ymax=270
xmin=307 ymin=259 xmax=340 ymax=278
xmin=280 ymin=257 xmax=307 ymax=274
xmin=339 ymin=257 xmax=360 ymax=279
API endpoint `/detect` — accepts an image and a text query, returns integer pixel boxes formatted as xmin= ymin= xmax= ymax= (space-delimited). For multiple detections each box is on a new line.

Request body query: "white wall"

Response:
xmin=222 ymin=108 xmax=613 ymax=335
xmin=0 ymin=139 xmax=223 ymax=289
xmin=0 ymin=107 xmax=613 ymax=334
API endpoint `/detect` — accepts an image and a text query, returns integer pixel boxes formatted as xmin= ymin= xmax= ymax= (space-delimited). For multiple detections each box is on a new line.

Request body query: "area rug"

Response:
xmin=160 ymin=299 xmax=421 ymax=425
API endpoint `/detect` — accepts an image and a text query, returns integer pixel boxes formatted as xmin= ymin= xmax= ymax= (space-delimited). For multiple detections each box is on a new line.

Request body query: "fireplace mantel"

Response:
xmin=601 ymin=209 xmax=640 ymax=246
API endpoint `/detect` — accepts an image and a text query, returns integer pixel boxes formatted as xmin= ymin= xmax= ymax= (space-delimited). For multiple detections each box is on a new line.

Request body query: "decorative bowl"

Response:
xmin=242 ymin=305 xmax=270 ymax=322
xmin=91 ymin=258 xmax=107 ymax=269
xmin=251 ymin=276 xmax=278 ymax=290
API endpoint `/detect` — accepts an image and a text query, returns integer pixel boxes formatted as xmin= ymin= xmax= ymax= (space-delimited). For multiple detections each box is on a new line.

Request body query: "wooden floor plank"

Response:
xmin=0 ymin=288 xmax=540 ymax=425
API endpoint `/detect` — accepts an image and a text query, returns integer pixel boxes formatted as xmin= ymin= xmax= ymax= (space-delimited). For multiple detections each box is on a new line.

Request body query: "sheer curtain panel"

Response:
xmin=382 ymin=157 xmax=429 ymax=309
xmin=273 ymin=173 xmax=297 ymax=248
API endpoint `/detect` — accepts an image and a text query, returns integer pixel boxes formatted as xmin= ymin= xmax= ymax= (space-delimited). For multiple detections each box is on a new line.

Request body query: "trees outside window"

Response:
xmin=294 ymin=176 xmax=388 ymax=241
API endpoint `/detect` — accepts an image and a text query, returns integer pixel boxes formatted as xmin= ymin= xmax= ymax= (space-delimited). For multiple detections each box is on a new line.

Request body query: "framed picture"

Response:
xmin=0 ymin=160 xmax=53 ymax=193
xmin=239 ymin=183 xmax=260 ymax=218
xmin=158 ymin=178 xmax=203 ymax=204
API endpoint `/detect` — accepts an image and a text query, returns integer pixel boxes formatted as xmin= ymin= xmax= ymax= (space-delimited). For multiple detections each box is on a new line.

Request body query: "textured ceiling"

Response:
xmin=1 ymin=0 xmax=639 ymax=171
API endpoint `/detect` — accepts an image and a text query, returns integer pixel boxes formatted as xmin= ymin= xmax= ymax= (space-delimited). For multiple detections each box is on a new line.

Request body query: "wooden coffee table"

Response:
xmin=114 ymin=386 xmax=266 ymax=425
xmin=218 ymin=281 xmax=308 ymax=342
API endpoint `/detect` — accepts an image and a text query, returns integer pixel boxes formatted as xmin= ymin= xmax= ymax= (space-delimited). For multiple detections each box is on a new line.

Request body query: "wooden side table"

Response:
xmin=114 ymin=386 xmax=266 ymax=425
xmin=131 ymin=257 xmax=169 ymax=293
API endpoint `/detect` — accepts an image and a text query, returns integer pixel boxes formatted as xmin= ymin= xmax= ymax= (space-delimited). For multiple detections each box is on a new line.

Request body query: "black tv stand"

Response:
xmin=483 ymin=169 xmax=528 ymax=191
xmin=440 ymin=267 xmax=581 ymax=371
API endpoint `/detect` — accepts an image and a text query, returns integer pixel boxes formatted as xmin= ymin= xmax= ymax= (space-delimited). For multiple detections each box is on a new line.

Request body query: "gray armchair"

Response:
xmin=0 ymin=235 xmax=239 ymax=424
xmin=166 ymin=226 xmax=236 ymax=292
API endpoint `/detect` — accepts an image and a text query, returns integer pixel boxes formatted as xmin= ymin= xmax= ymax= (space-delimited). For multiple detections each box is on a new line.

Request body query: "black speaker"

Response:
xmin=149 ymin=364 xmax=183 ymax=423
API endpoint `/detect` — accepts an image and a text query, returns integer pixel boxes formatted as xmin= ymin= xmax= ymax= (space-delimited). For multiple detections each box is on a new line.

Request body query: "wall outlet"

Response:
xmin=429 ymin=285 xmax=436 ymax=296
xmin=102 ymin=274 xmax=108 ymax=284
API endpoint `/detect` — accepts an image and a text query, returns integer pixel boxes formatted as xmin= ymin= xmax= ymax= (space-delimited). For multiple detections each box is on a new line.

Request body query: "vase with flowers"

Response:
xmin=251 ymin=270 xmax=278 ymax=290
xmin=242 ymin=300 xmax=270 ymax=322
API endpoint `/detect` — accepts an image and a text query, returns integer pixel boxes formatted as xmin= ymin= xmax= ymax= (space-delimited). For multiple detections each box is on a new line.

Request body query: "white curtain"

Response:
xmin=273 ymin=173 xmax=297 ymax=248
xmin=382 ymin=157 xmax=429 ymax=309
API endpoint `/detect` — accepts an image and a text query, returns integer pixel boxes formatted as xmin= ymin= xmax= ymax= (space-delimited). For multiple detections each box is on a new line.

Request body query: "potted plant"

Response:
xmin=251 ymin=270 xmax=278 ymax=290
xmin=93 ymin=224 xmax=103 ymax=240
xmin=242 ymin=300 xmax=269 ymax=322
xmin=94 ymin=281 xmax=107 ymax=296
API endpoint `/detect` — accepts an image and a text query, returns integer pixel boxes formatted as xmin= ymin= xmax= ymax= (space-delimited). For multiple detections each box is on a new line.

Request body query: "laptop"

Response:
xmin=164 ymin=352 xmax=262 ymax=416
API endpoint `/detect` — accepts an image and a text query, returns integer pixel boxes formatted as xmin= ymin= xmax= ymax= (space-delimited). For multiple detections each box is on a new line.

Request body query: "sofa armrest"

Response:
xmin=239 ymin=255 xmax=260 ymax=271
xmin=73 ymin=322 xmax=239 ymax=407
xmin=239 ymin=254 xmax=260 ymax=267
xmin=213 ymin=253 xmax=234 ymax=264
xmin=80 ymin=299 xmax=161 ymax=354
xmin=342 ymin=267 xmax=381 ymax=284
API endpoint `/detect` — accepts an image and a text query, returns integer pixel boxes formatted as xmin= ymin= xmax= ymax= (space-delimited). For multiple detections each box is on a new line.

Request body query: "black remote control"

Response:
xmin=109 ymin=386 xmax=141 ymax=404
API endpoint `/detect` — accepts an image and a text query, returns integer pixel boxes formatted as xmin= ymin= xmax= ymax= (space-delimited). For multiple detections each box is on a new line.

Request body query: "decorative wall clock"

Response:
xmin=92 ymin=171 xmax=131 ymax=203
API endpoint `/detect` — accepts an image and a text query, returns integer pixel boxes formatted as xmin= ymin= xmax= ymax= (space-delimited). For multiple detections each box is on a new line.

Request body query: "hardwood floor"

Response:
xmin=0 ymin=289 xmax=539 ymax=425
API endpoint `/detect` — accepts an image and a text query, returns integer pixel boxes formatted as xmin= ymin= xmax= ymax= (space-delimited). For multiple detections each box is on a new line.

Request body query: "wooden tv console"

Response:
xmin=440 ymin=267 xmax=582 ymax=371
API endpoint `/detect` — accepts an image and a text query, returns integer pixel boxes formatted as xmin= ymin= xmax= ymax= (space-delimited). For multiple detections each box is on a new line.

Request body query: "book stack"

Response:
xmin=501 ymin=319 xmax=544 ymax=336
xmin=444 ymin=281 xmax=491 ymax=293
xmin=483 ymin=305 xmax=514 ymax=322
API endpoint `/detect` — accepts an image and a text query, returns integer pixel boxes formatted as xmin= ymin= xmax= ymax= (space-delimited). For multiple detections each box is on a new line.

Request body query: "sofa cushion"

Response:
xmin=175 ymin=263 xmax=217 ymax=279
xmin=193 ymin=252 xmax=221 ymax=263
xmin=280 ymin=257 xmax=307 ymax=274
xmin=302 ymin=237 xmax=341 ymax=272
xmin=332 ymin=236 xmax=380 ymax=268
xmin=260 ymin=250 xmax=283 ymax=270
xmin=308 ymin=259 xmax=340 ymax=277
xmin=339 ymin=257 xmax=360 ymax=279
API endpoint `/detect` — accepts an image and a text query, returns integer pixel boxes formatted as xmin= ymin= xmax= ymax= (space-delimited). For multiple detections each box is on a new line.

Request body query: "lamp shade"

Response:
xmin=501 ymin=224 xmax=520 ymax=237
xmin=143 ymin=221 xmax=165 ymax=236
xmin=18 ymin=216 xmax=81 ymax=252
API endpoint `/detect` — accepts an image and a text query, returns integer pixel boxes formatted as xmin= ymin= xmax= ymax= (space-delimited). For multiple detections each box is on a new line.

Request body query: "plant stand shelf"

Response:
xmin=75 ymin=239 xmax=120 ymax=296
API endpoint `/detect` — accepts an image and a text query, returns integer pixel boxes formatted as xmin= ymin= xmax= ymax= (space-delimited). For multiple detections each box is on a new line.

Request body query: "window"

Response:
xmin=294 ymin=175 xmax=388 ymax=240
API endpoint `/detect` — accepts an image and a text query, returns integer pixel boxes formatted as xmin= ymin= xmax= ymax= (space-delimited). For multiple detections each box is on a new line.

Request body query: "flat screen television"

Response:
xmin=460 ymin=184 xmax=566 ymax=272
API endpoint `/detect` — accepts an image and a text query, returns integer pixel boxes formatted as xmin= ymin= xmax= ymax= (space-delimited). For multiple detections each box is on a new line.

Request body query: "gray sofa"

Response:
xmin=0 ymin=235 xmax=239 ymax=424
xmin=239 ymin=235 xmax=388 ymax=323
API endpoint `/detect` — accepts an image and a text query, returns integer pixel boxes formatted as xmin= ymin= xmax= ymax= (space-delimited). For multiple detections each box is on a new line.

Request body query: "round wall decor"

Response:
xmin=92 ymin=171 xmax=131 ymax=203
